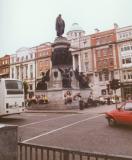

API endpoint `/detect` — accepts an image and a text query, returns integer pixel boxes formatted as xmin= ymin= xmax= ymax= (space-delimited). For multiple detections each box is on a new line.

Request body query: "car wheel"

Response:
xmin=108 ymin=118 xmax=116 ymax=126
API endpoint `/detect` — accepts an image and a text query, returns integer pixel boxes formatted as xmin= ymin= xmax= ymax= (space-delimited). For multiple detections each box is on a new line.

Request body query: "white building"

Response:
xmin=67 ymin=23 xmax=93 ymax=81
xmin=10 ymin=47 xmax=36 ymax=97
xmin=116 ymin=26 xmax=132 ymax=100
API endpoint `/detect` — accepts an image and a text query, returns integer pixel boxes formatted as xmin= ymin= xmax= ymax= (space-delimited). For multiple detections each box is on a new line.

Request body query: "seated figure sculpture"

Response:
xmin=36 ymin=70 xmax=50 ymax=90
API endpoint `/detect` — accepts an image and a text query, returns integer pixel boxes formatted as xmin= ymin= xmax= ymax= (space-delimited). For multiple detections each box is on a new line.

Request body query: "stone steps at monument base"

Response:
xmin=27 ymin=102 xmax=79 ymax=110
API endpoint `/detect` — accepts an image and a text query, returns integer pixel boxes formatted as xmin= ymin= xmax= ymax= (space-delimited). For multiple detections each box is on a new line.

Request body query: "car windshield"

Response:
xmin=124 ymin=102 xmax=132 ymax=111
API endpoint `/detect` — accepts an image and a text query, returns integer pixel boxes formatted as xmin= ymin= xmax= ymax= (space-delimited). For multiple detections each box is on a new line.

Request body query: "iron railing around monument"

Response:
xmin=18 ymin=142 xmax=132 ymax=160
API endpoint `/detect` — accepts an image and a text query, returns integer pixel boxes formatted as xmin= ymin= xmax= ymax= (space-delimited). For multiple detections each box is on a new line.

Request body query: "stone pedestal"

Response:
xmin=35 ymin=88 xmax=91 ymax=110
xmin=0 ymin=124 xmax=18 ymax=160
xmin=49 ymin=36 xmax=77 ymax=90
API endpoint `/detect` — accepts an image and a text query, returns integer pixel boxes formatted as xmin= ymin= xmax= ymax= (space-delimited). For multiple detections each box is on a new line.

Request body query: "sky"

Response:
xmin=0 ymin=0 xmax=132 ymax=56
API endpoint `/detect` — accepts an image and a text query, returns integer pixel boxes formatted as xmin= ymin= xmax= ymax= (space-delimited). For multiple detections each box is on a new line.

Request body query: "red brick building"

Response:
xmin=90 ymin=29 xmax=120 ymax=98
xmin=0 ymin=55 xmax=10 ymax=78
xmin=35 ymin=42 xmax=52 ymax=81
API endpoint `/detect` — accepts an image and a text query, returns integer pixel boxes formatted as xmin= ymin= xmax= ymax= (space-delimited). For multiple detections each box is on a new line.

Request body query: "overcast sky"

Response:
xmin=0 ymin=0 xmax=132 ymax=55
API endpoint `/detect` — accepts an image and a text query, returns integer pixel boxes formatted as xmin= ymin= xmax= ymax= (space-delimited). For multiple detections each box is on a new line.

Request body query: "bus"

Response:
xmin=0 ymin=78 xmax=25 ymax=117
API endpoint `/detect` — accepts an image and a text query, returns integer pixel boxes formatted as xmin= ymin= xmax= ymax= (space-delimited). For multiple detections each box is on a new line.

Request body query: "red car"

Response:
xmin=105 ymin=101 xmax=132 ymax=126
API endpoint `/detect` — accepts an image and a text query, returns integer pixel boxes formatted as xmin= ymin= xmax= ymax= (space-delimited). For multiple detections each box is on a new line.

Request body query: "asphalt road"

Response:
xmin=0 ymin=109 xmax=132 ymax=157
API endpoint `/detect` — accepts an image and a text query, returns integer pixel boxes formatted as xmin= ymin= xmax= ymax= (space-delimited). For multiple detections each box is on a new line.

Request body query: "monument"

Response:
xmin=35 ymin=14 xmax=91 ymax=110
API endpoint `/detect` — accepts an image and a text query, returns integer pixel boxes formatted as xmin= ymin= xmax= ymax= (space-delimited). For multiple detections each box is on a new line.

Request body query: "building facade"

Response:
xmin=116 ymin=26 xmax=132 ymax=100
xmin=10 ymin=47 xmax=36 ymax=96
xmin=90 ymin=27 xmax=121 ymax=99
xmin=0 ymin=55 xmax=10 ymax=78
xmin=35 ymin=42 xmax=52 ymax=84
xmin=67 ymin=23 xmax=93 ymax=86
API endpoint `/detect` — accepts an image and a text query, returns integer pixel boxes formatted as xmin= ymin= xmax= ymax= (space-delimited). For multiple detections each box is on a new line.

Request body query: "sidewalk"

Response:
xmin=26 ymin=104 xmax=116 ymax=114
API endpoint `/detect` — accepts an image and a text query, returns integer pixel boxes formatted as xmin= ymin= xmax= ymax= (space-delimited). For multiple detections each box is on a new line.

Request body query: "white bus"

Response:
xmin=0 ymin=78 xmax=25 ymax=117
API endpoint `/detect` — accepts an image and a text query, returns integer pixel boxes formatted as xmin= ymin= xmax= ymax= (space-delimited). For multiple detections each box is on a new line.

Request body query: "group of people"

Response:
xmin=28 ymin=95 xmax=48 ymax=106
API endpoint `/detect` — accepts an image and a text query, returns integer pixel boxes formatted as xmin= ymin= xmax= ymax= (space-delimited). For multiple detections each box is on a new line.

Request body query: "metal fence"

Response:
xmin=18 ymin=142 xmax=132 ymax=160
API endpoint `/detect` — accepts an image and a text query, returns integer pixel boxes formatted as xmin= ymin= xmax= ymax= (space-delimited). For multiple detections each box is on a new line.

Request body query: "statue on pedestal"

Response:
xmin=56 ymin=14 xmax=65 ymax=37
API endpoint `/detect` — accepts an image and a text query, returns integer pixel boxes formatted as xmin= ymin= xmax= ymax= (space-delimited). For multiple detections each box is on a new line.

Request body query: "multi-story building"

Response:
xmin=91 ymin=26 xmax=121 ymax=99
xmin=10 ymin=47 xmax=36 ymax=96
xmin=67 ymin=23 xmax=93 ymax=84
xmin=0 ymin=55 xmax=10 ymax=78
xmin=116 ymin=25 xmax=132 ymax=100
xmin=35 ymin=42 xmax=52 ymax=83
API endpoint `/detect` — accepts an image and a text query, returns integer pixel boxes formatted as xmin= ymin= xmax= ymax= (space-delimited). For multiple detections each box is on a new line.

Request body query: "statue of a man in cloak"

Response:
xmin=56 ymin=14 xmax=65 ymax=37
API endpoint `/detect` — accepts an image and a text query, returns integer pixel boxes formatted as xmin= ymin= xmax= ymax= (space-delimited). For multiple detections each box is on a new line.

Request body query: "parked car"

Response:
xmin=105 ymin=101 xmax=132 ymax=126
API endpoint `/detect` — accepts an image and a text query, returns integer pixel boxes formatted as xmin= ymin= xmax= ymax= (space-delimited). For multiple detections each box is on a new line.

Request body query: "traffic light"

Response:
xmin=109 ymin=79 xmax=121 ymax=91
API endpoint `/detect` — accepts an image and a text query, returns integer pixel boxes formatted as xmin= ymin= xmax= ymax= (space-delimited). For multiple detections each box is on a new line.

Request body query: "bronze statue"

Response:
xmin=74 ymin=67 xmax=90 ymax=89
xmin=56 ymin=14 xmax=65 ymax=37
xmin=36 ymin=70 xmax=50 ymax=90
xmin=58 ymin=67 xmax=72 ymax=88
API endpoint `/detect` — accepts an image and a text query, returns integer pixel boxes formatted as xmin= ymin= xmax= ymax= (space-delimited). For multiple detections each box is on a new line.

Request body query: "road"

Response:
xmin=0 ymin=107 xmax=132 ymax=157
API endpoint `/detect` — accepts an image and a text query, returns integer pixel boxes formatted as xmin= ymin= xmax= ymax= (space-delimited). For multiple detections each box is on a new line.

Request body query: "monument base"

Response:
xmin=30 ymin=88 xmax=91 ymax=110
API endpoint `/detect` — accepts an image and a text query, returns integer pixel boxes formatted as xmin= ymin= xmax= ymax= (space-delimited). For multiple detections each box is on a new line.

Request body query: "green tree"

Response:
xmin=23 ymin=81 xmax=28 ymax=99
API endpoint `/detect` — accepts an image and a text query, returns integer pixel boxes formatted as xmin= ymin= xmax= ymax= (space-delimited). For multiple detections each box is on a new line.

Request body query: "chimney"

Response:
xmin=114 ymin=23 xmax=119 ymax=29
xmin=94 ymin=28 xmax=100 ymax=33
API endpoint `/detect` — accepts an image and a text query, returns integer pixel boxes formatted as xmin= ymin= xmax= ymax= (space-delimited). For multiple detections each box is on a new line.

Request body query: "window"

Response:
xmin=12 ymin=68 xmax=14 ymax=78
xmin=21 ymin=56 xmax=24 ymax=61
xmin=26 ymin=55 xmax=28 ymax=60
xmin=128 ymin=74 xmax=131 ymax=79
xmin=5 ymin=80 xmax=23 ymax=90
xmin=29 ymin=84 xmax=33 ymax=90
xmin=85 ymin=62 xmax=89 ymax=71
xmin=39 ymin=61 xmax=43 ymax=71
xmin=25 ymin=65 xmax=28 ymax=79
xmin=12 ymin=57 xmax=14 ymax=63
xmin=104 ymin=72 xmax=109 ymax=81
xmin=104 ymin=59 xmax=108 ymax=67
xmin=121 ymin=48 xmax=124 ymax=51
xmin=30 ymin=65 xmax=33 ymax=79
xmin=21 ymin=66 xmax=23 ymax=80
xmin=99 ymin=72 xmax=102 ymax=81
xmin=124 ymin=75 xmax=126 ymax=80
xmin=109 ymin=59 xmax=114 ymax=66
xmin=127 ymin=46 xmax=130 ymax=50
xmin=111 ymin=71 xmax=114 ymax=80
xmin=16 ymin=57 xmax=19 ymax=62
xmin=102 ymin=48 xmax=107 ymax=55
xmin=126 ymin=58 xmax=131 ymax=64
xmin=96 ymin=50 xmax=101 ymax=57
xmin=97 ymin=61 xmax=102 ymax=68
xmin=122 ymin=59 xmax=125 ymax=64
xmin=16 ymin=66 xmax=19 ymax=79
xmin=30 ymin=54 xmax=33 ymax=59
xmin=84 ymin=52 xmax=88 ymax=59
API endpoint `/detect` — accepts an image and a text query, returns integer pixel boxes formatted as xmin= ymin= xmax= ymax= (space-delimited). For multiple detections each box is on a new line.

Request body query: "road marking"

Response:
xmin=23 ymin=114 xmax=103 ymax=143
xmin=19 ymin=114 xmax=75 ymax=128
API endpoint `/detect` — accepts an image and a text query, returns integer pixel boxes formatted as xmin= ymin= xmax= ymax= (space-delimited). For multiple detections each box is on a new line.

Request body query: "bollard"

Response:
xmin=0 ymin=124 xmax=18 ymax=160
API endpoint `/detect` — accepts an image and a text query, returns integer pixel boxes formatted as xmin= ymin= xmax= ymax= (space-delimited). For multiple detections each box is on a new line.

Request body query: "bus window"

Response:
xmin=5 ymin=80 xmax=23 ymax=90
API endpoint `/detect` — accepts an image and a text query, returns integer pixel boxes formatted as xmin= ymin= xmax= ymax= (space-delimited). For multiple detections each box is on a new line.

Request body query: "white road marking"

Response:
xmin=23 ymin=114 xmax=103 ymax=143
xmin=19 ymin=114 xmax=75 ymax=128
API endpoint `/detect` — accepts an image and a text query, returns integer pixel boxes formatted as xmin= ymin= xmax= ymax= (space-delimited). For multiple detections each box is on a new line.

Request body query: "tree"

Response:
xmin=23 ymin=81 xmax=28 ymax=99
